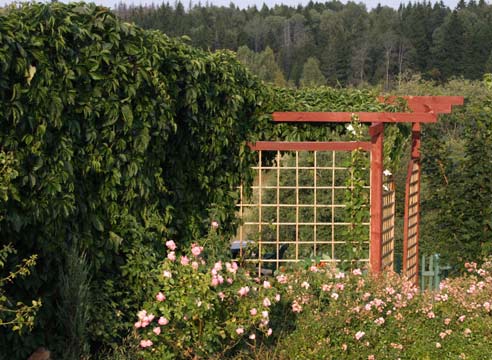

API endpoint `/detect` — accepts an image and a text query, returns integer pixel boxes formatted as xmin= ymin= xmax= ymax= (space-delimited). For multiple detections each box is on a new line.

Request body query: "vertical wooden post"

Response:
xmin=411 ymin=122 xmax=421 ymax=159
xmin=370 ymin=123 xmax=384 ymax=274
xmin=412 ymin=122 xmax=421 ymax=286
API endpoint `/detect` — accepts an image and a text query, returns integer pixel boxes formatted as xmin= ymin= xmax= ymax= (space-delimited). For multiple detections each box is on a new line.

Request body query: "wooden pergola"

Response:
xmin=245 ymin=96 xmax=463 ymax=284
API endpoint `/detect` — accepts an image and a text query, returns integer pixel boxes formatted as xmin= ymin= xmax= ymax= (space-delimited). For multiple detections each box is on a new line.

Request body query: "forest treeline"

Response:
xmin=115 ymin=0 xmax=492 ymax=88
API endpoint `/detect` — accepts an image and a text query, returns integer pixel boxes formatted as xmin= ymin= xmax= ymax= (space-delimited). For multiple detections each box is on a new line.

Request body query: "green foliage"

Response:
xmin=56 ymin=245 xmax=91 ymax=359
xmin=256 ymin=86 xmax=402 ymax=145
xmin=237 ymin=46 xmax=287 ymax=87
xmin=0 ymin=151 xmax=18 ymax=207
xmin=0 ymin=151 xmax=40 ymax=335
xmin=342 ymin=118 xmax=370 ymax=267
xmin=0 ymin=244 xmax=40 ymax=334
xmin=299 ymin=57 xmax=325 ymax=88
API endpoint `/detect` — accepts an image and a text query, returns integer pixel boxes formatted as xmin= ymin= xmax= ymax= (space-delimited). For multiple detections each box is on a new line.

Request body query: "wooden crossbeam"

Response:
xmin=248 ymin=141 xmax=371 ymax=152
xmin=273 ymin=112 xmax=437 ymax=123
xmin=378 ymin=96 xmax=464 ymax=114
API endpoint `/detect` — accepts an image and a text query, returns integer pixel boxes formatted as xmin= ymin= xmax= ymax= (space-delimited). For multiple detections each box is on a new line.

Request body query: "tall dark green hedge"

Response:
xmin=0 ymin=2 xmax=265 ymax=357
xmin=0 ymin=3 xmax=402 ymax=358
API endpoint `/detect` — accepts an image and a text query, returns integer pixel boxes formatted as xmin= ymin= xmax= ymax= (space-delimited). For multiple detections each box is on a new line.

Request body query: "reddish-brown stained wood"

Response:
xmin=378 ymin=96 xmax=464 ymax=114
xmin=273 ymin=112 xmax=437 ymax=123
xmin=248 ymin=141 xmax=371 ymax=152
xmin=411 ymin=122 xmax=421 ymax=159
xmin=368 ymin=122 xmax=384 ymax=137
xmin=370 ymin=123 xmax=384 ymax=274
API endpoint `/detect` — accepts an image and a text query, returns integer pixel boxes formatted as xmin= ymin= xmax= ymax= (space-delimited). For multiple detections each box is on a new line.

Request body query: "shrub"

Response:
xmin=267 ymin=259 xmax=492 ymax=359
xmin=134 ymin=227 xmax=280 ymax=359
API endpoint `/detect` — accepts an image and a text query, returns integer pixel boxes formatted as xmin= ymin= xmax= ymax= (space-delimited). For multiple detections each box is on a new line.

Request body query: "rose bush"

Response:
xmin=269 ymin=259 xmax=492 ymax=359
xmin=134 ymin=228 xmax=280 ymax=359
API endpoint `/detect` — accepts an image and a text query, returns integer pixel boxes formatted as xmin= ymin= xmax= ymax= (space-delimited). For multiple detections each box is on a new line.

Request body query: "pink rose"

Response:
xmin=191 ymin=243 xmax=203 ymax=257
xmin=267 ymin=328 xmax=272 ymax=336
xmin=355 ymin=331 xmax=365 ymax=340
xmin=276 ymin=274 xmax=288 ymax=284
xmin=153 ymin=327 xmax=161 ymax=335
xmin=335 ymin=272 xmax=345 ymax=279
xmin=353 ymin=268 xmax=362 ymax=276
xmin=292 ymin=300 xmax=302 ymax=313
xmin=165 ymin=240 xmax=176 ymax=251
xmin=250 ymin=308 xmax=257 ymax=316
xmin=156 ymin=292 xmax=166 ymax=302
xmin=140 ymin=339 xmax=153 ymax=348
xmin=158 ymin=317 xmax=169 ymax=326
xmin=137 ymin=310 xmax=147 ymax=320
xmin=238 ymin=286 xmax=250 ymax=296
xmin=226 ymin=262 xmax=238 ymax=274
xmin=211 ymin=221 xmax=219 ymax=229
xmin=167 ymin=251 xmax=176 ymax=261
xmin=236 ymin=327 xmax=244 ymax=335
xmin=214 ymin=261 xmax=222 ymax=272
xmin=181 ymin=256 xmax=190 ymax=266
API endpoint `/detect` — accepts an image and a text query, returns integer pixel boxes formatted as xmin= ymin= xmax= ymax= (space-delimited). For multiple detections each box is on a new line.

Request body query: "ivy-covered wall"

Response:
xmin=0 ymin=3 xmax=402 ymax=357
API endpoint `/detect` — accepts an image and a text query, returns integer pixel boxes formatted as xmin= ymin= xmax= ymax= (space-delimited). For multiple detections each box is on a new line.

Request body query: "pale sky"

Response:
xmin=0 ymin=0 xmax=461 ymax=10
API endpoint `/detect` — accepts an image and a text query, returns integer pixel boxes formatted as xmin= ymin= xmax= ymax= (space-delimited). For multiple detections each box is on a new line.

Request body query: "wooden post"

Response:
xmin=412 ymin=122 xmax=421 ymax=285
xmin=370 ymin=123 xmax=384 ymax=274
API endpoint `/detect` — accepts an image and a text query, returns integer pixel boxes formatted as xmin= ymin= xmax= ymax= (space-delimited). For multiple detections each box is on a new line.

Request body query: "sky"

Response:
xmin=0 ymin=0 xmax=461 ymax=10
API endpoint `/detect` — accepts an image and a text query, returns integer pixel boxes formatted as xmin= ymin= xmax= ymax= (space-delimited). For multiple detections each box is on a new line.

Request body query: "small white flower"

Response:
xmin=383 ymin=169 xmax=392 ymax=176
xmin=346 ymin=124 xmax=357 ymax=135
xmin=383 ymin=184 xmax=389 ymax=191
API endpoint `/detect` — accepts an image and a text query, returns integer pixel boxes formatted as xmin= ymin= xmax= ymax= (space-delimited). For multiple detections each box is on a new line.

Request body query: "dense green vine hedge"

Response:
xmin=0 ymin=2 xmax=266 ymax=356
xmin=0 ymin=3 xmax=404 ymax=358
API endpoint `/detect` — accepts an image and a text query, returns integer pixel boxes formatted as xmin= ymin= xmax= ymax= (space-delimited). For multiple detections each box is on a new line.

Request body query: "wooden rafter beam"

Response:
xmin=248 ymin=141 xmax=371 ymax=152
xmin=272 ymin=112 xmax=437 ymax=123
xmin=378 ymin=95 xmax=464 ymax=114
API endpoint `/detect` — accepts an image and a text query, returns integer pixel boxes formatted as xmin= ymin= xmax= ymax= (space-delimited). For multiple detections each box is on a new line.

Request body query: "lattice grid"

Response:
xmin=404 ymin=160 xmax=421 ymax=282
xmin=236 ymin=149 xmax=371 ymax=275
xmin=381 ymin=179 xmax=396 ymax=271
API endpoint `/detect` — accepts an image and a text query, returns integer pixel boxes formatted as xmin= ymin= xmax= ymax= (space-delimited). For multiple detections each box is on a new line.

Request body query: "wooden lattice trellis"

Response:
xmin=235 ymin=96 xmax=463 ymax=284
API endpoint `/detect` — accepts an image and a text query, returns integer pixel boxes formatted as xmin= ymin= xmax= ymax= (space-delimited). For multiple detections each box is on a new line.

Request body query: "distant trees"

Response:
xmin=116 ymin=0 xmax=492 ymax=87
xmin=300 ymin=57 xmax=325 ymax=87
xmin=236 ymin=46 xmax=287 ymax=86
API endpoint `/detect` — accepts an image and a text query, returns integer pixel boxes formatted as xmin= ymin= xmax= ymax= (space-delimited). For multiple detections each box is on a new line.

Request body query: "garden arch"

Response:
xmin=236 ymin=96 xmax=463 ymax=285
